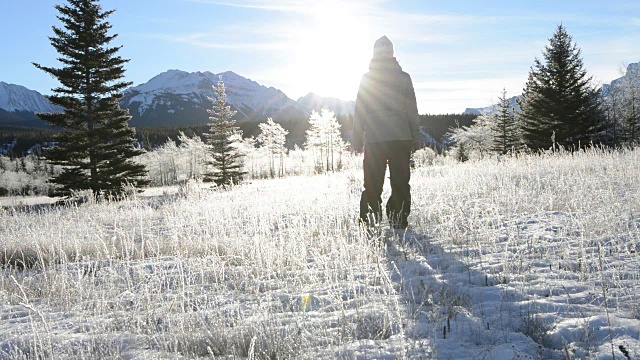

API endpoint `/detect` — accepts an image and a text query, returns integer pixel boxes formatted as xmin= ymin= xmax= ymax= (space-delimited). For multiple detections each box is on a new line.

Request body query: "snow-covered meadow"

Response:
xmin=1 ymin=148 xmax=640 ymax=359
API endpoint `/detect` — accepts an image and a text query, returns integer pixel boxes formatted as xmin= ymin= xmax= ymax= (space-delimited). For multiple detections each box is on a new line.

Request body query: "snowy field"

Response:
xmin=0 ymin=196 xmax=58 ymax=208
xmin=1 ymin=148 xmax=640 ymax=359
xmin=0 ymin=187 xmax=183 ymax=209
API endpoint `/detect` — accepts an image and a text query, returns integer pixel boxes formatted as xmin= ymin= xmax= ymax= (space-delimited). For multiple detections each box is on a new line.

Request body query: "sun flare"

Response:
xmin=287 ymin=1 xmax=373 ymax=100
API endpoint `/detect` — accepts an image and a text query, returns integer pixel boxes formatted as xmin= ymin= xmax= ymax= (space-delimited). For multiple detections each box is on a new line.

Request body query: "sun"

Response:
xmin=287 ymin=1 xmax=373 ymax=100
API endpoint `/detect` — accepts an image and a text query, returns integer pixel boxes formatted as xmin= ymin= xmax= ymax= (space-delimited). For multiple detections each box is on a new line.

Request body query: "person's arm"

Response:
xmin=352 ymin=77 xmax=367 ymax=152
xmin=405 ymin=74 xmax=421 ymax=149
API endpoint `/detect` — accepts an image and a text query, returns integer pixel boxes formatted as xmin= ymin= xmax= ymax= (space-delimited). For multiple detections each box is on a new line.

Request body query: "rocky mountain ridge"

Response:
xmin=0 ymin=70 xmax=355 ymax=128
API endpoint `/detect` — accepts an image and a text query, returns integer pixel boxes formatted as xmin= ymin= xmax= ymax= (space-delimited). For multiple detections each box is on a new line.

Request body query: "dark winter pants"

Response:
xmin=359 ymin=140 xmax=412 ymax=229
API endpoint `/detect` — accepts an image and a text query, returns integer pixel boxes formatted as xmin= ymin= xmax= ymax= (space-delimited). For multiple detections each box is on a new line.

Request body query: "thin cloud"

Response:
xmin=146 ymin=17 xmax=307 ymax=52
xmin=391 ymin=32 xmax=458 ymax=45
xmin=397 ymin=13 xmax=505 ymax=26
xmin=119 ymin=14 xmax=176 ymax=24
xmin=182 ymin=0 xmax=499 ymax=47
xmin=148 ymin=33 xmax=288 ymax=51
xmin=184 ymin=0 xmax=308 ymax=14
xmin=183 ymin=0 xmax=385 ymax=16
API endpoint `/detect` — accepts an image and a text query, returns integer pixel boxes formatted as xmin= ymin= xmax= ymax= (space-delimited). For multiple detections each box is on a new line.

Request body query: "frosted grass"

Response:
xmin=1 ymin=174 xmax=409 ymax=359
xmin=409 ymin=148 xmax=640 ymax=358
xmin=1 ymin=147 xmax=640 ymax=359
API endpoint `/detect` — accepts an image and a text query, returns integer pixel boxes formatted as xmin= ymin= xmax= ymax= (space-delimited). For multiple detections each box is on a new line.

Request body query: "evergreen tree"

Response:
xmin=204 ymin=76 xmax=245 ymax=186
xmin=517 ymin=25 xmax=604 ymax=151
xmin=33 ymin=0 xmax=148 ymax=197
xmin=455 ymin=142 xmax=469 ymax=162
xmin=491 ymin=89 xmax=520 ymax=154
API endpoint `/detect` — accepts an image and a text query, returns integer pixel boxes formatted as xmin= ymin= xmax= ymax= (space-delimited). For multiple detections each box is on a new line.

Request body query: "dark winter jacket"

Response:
xmin=352 ymin=57 xmax=420 ymax=151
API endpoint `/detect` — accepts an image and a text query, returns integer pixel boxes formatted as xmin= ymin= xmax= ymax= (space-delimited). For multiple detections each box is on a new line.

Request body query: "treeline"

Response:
xmin=2 ymin=113 xmax=481 ymax=158
xmin=135 ymin=114 xmax=355 ymax=150
xmin=0 ymin=126 xmax=58 ymax=156
xmin=0 ymin=114 xmax=355 ymax=155
xmin=419 ymin=114 xmax=478 ymax=143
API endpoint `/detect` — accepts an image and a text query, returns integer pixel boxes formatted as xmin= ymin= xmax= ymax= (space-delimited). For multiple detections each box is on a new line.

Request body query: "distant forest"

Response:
xmin=420 ymin=113 xmax=478 ymax=144
xmin=135 ymin=115 xmax=353 ymax=150
xmin=1 ymin=113 xmax=477 ymax=156
xmin=0 ymin=126 xmax=57 ymax=155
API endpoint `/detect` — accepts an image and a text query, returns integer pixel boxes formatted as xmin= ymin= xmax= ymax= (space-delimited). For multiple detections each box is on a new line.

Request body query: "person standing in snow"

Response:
xmin=352 ymin=35 xmax=421 ymax=229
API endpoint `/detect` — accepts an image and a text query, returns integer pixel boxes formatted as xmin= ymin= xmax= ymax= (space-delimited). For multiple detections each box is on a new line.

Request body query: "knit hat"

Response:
xmin=373 ymin=36 xmax=394 ymax=58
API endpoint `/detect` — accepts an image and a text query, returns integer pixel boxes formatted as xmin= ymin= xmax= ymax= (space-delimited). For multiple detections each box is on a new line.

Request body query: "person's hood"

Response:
xmin=369 ymin=56 xmax=402 ymax=73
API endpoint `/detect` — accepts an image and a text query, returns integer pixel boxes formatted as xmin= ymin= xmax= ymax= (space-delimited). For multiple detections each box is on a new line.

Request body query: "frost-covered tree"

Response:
xmin=238 ymin=136 xmax=258 ymax=179
xmin=159 ymin=139 xmax=179 ymax=185
xmin=134 ymin=136 xmax=201 ymax=186
xmin=619 ymin=63 xmax=640 ymax=147
xmin=448 ymin=115 xmax=496 ymax=159
xmin=178 ymin=132 xmax=208 ymax=180
xmin=517 ymin=25 xmax=604 ymax=150
xmin=491 ymin=88 xmax=520 ymax=154
xmin=305 ymin=109 xmax=344 ymax=173
xmin=602 ymin=82 xmax=625 ymax=148
xmin=258 ymin=118 xmax=288 ymax=178
xmin=33 ymin=0 xmax=148 ymax=197
xmin=0 ymin=155 xmax=58 ymax=196
xmin=204 ymin=76 xmax=245 ymax=186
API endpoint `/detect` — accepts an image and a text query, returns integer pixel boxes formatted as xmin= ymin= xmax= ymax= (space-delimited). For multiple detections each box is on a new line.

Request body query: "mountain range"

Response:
xmin=2 ymin=62 xmax=638 ymax=128
xmin=463 ymin=95 xmax=521 ymax=116
xmin=0 ymin=82 xmax=64 ymax=128
xmin=0 ymin=70 xmax=355 ymax=129
xmin=602 ymin=62 xmax=640 ymax=95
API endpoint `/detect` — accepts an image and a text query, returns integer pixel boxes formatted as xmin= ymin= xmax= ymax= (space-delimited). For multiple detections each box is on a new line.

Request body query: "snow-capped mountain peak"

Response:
xmin=0 ymin=81 xmax=61 ymax=113
xmin=463 ymin=95 xmax=521 ymax=116
xmin=297 ymin=93 xmax=355 ymax=116
xmin=2 ymin=70 xmax=356 ymax=128
xmin=121 ymin=69 xmax=301 ymax=124
xmin=606 ymin=62 xmax=640 ymax=92
xmin=129 ymin=69 xmax=214 ymax=94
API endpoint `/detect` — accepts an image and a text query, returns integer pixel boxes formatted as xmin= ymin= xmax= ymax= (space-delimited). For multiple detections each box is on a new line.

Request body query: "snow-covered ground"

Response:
xmin=0 ymin=186 xmax=179 ymax=208
xmin=1 ymin=148 xmax=639 ymax=359
xmin=0 ymin=196 xmax=58 ymax=208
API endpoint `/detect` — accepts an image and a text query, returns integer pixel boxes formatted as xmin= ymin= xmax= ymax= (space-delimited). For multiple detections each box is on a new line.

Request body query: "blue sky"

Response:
xmin=2 ymin=0 xmax=639 ymax=114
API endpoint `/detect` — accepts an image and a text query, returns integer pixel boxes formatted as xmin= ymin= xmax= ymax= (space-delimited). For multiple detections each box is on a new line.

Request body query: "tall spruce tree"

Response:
xmin=204 ymin=76 xmax=245 ymax=186
xmin=34 ymin=0 xmax=148 ymax=197
xmin=491 ymin=88 xmax=520 ymax=154
xmin=517 ymin=25 xmax=604 ymax=150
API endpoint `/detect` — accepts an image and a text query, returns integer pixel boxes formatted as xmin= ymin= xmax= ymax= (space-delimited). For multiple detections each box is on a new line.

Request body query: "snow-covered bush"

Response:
xmin=0 ymin=155 xmax=56 ymax=196
xmin=412 ymin=147 xmax=438 ymax=167
xmin=446 ymin=115 xmax=497 ymax=160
